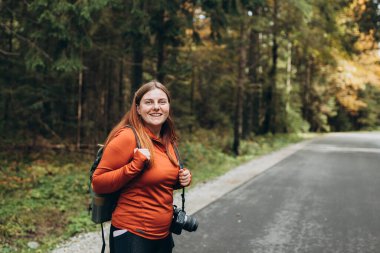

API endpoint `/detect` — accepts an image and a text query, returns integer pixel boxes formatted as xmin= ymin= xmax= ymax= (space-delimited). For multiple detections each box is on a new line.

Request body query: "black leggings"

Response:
xmin=110 ymin=225 xmax=174 ymax=253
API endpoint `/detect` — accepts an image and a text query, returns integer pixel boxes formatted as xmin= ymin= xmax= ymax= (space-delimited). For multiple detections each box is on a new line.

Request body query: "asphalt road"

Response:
xmin=173 ymin=132 xmax=380 ymax=253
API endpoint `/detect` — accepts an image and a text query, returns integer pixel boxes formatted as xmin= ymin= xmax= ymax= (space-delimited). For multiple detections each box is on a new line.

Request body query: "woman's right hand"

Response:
xmin=134 ymin=148 xmax=151 ymax=160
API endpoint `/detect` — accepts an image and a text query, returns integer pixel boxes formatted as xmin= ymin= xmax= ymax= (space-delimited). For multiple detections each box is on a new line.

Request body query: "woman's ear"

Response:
xmin=136 ymin=105 xmax=141 ymax=115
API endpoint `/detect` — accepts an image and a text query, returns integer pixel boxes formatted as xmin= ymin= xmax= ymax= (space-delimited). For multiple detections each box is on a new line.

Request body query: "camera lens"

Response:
xmin=183 ymin=215 xmax=198 ymax=232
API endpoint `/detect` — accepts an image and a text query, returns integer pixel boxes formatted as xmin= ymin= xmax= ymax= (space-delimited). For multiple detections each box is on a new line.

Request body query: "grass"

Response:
xmin=181 ymin=132 xmax=316 ymax=186
xmin=0 ymin=151 xmax=96 ymax=253
xmin=0 ymin=131 xmax=314 ymax=252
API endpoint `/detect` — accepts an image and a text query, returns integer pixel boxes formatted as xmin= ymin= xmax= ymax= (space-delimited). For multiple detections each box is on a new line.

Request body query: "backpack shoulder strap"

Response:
xmin=125 ymin=125 xmax=141 ymax=149
xmin=173 ymin=144 xmax=183 ymax=169
xmin=172 ymin=143 xmax=186 ymax=211
xmin=89 ymin=126 xmax=139 ymax=183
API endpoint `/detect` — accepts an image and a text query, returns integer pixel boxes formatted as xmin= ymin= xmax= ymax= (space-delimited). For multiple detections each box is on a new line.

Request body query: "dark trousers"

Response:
xmin=110 ymin=225 xmax=174 ymax=253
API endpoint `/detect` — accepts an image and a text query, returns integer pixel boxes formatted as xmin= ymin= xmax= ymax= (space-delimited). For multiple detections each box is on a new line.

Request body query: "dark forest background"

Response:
xmin=1 ymin=1 xmax=380 ymax=252
xmin=1 ymin=0 xmax=380 ymax=155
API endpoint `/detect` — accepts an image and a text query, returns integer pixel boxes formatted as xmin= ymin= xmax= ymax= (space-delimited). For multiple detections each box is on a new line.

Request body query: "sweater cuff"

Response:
xmin=123 ymin=151 xmax=148 ymax=176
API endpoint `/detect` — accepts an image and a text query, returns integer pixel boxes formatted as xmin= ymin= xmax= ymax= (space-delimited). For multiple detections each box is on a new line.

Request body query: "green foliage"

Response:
xmin=331 ymin=105 xmax=355 ymax=132
xmin=285 ymin=107 xmax=310 ymax=133
xmin=238 ymin=132 xmax=306 ymax=158
xmin=180 ymin=141 xmax=238 ymax=184
xmin=354 ymin=84 xmax=380 ymax=130
xmin=179 ymin=129 xmax=307 ymax=186
xmin=1 ymin=0 xmax=379 ymax=145
xmin=0 ymin=151 xmax=93 ymax=252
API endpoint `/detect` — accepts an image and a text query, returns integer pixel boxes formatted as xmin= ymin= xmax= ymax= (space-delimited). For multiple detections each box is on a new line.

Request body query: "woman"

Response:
xmin=92 ymin=80 xmax=192 ymax=253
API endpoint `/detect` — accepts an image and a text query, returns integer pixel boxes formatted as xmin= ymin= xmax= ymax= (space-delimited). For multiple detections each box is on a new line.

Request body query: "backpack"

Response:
xmin=88 ymin=125 xmax=140 ymax=253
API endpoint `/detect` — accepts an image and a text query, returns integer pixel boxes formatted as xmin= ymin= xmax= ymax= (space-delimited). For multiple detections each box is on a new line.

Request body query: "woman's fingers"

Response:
xmin=179 ymin=169 xmax=191 ymax=186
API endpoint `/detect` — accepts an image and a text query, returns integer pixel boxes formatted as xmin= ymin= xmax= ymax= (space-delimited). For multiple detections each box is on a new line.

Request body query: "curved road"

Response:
xmin=174 ymin=132 xmax=380 ymax=253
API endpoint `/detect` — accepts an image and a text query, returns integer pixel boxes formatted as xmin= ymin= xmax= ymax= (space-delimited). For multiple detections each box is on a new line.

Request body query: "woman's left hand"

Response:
xmin=179 ymin=168 xmax=192 ymax=187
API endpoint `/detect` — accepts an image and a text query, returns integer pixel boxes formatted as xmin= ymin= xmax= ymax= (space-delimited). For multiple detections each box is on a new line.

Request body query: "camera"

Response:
xmin=170 ymin=205 xmax=198 ymax=235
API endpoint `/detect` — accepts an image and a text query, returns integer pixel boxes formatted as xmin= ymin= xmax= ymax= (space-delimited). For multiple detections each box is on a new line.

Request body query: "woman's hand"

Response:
xmin=179 ymin=168 xmax=191 ymax=187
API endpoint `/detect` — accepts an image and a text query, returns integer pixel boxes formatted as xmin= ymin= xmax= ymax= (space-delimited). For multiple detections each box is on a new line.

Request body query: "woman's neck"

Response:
xmin=146 ymin=125 xmax=161 ymax=138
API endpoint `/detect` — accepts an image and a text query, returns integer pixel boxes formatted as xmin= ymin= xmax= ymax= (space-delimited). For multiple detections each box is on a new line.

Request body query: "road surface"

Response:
xmin=174 ymin=132 xmax=380 ymax=253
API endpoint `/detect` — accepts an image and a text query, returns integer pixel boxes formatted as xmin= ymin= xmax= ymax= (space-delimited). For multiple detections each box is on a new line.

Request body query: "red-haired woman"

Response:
xmin=92 ymin=80 xmax=192 ymax=253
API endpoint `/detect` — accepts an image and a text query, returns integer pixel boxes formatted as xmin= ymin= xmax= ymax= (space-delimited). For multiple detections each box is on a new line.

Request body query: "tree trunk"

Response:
xmin=189 ymin=6 xmax=197 ymax=135
xmin=106 ymin=59 xmax=114 ymax=132
xmin=301 ymin=57 xmax=314 ymax=130
xmin=118 ymin=58 xmax=125 ymax=116
xmin=130 ymin=2 xmax=145 ymax=96
xmin=156 ymin=8 xmax=165 ymax=82
xmin=263 ymin=0 xmax=278 ymax=134
xmin=131 ymin=37 xmax=144 ymax=96
xmin=286 ymin=40 xmax=292 ymax=112
xmin=233 ymin=19 xmax=248 ymax=156
xmin=245 ymin=28 xmax=262 ymax=136
xmin=242 ymin=30 xmax=254 ymax=139
xmin=76 ymin=65 xmax=83 ymax=150
xmin=189 ymin=57 xmax=196 ymax=135
xmin=3 ymin=6 xmax=14 ymax=133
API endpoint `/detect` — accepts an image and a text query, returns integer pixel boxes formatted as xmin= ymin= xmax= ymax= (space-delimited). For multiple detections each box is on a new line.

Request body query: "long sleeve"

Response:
xmin=97 ymin=127 xmax=181 ymax=240
xmin=92 ymin=128 xmax=148 ymax=194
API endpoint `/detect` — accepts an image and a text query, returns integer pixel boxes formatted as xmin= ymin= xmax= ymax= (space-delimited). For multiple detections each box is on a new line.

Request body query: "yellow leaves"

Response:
xmin=335 ymin=58 xmax=372 ymax=89
xmin=351 ymin=28 xmax=380 ymax=89
xmin=332 ymin=46 xmax=380 ymax=115
xmin=350 ymin=0 xmax=369 ymax=16
xmin=355 ymin=29 xmax=377 ymax=51
xmin=333 ymin=64 xmax=367 ymax=115
xmin=336 ymin=90 xmax=367 ymax=114
xmin=183 ymin=7 xmax=212 ymax=42
xmin=181 ymin=1 xmax=194 ymax=14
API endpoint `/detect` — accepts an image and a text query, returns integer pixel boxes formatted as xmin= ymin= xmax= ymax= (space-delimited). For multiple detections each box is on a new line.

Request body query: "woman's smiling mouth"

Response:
xmin=150 ymin=113 xmax=162 ymax=117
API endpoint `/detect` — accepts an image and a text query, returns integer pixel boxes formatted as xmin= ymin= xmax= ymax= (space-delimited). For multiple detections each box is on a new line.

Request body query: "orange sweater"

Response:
xmin=92 ymin=127 xmax=180 ymax=239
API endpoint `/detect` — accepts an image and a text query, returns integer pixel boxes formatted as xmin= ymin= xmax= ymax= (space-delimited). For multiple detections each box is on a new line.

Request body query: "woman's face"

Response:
xmin=137 ymin=88 xmax=170 ymax=135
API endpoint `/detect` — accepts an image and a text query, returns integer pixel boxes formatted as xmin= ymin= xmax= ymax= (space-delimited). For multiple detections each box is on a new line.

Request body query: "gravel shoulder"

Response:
xmin=51 ymin=139 xmax=311 ymax=253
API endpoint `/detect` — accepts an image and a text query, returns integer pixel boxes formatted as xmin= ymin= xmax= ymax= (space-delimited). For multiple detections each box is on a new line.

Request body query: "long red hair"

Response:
xmin=104 ymin=80 xmax=178 ymax=165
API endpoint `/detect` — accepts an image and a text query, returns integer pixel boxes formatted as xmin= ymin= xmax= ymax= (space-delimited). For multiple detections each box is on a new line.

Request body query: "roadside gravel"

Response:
xmin=51 ymin=139 xmax=311 ymax=253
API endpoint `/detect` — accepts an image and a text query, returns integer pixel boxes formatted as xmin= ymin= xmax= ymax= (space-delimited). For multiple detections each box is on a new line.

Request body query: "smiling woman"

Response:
xmin=91 ymin=80 xmax=192 ymax=253
xmin=137 ymin=88 xmax=170 ymax=138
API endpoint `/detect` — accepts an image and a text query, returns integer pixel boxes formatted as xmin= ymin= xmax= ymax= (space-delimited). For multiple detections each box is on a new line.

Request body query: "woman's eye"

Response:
xmin=145 ymin=101 xmax=152 ymax=105
xmin=160 ymin=100 xmax=167 ymax=105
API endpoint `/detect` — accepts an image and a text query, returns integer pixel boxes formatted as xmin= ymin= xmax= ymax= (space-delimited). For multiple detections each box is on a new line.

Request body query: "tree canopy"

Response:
xmin=1 ymin=0 xmax=379 ymax=154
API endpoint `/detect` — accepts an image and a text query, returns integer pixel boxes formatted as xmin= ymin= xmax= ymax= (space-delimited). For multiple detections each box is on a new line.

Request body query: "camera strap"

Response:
xmin=173 ymin=145 xmax=186 ymax=211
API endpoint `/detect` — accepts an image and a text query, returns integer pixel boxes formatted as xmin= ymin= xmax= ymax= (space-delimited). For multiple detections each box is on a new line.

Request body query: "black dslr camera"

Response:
xmin=170 ymin=205 xmax=198 ymax=235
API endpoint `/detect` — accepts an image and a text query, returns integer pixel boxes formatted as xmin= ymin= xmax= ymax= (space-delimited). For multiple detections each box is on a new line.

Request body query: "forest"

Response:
xmin=1 ymin=0 xmax=380 ymax=252
xmin=1 ymin=0 xmax=379 ymax=154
